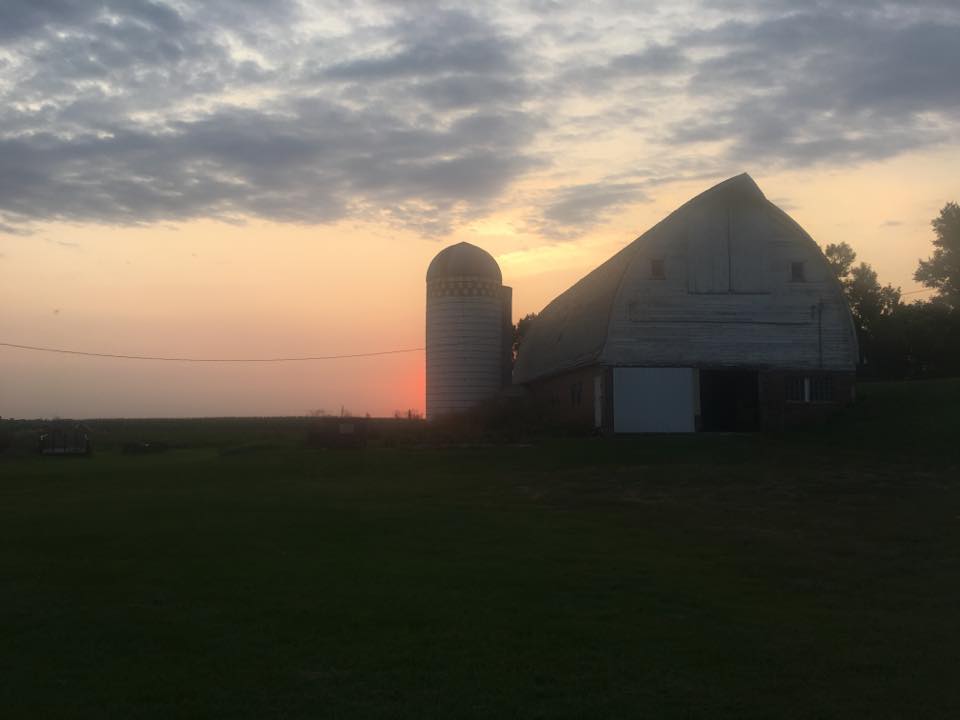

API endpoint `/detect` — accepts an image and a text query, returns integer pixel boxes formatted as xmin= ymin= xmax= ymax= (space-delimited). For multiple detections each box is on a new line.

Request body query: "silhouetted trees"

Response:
xmin=823 ymin=202 xmax=960 ymax=379
xmin=512 ymin=312 xmax=538 ymax=366
xmin=824 ymin=242 xmax=857 ymax=279
xmin=915 ymin=201 xmax=960 ymax=309
xmin=827 ymin=244 xmax=902 ymax=334
xmin=393 ymin=409 xmax=423 ymax=420
xmin=825 ymin=242 xmax=903 ymax=374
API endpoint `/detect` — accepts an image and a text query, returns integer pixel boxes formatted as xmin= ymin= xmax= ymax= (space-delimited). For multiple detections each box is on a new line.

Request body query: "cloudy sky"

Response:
xmin=2 ymin=0 xmax=959 ymax=417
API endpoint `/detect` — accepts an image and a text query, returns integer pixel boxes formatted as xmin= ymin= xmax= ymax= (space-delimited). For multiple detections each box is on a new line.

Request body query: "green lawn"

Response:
xmin=2 ymin=380 xmax=959 ymax=718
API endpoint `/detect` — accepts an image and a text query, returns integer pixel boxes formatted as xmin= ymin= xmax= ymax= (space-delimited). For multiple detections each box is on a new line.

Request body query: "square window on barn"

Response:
xmin=785 ymin=376 xmax=807 ymax=403
xmin=650 ymin=259 xmax=665 ymax=279
xmin=791 ymin=261 xmax=806 ymax=282
xmin=570 ymin=381 xmax=583 ymax=407
xmin=810 ymin=376 xmax=833 ymax=402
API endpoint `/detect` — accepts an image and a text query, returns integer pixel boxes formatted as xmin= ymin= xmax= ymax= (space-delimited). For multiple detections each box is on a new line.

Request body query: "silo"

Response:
xmin=426 ymin=242 xmax=512 ymax=420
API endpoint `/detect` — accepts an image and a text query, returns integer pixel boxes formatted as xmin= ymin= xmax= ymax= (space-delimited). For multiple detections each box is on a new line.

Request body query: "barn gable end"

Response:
xmin=513 ymin=173 xmax=859 ymax=432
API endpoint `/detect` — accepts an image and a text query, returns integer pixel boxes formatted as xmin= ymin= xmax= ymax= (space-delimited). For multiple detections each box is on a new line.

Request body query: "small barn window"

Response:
xmin=786 ymin=376 xmax=833 ymax=403
xmin=570 ymin=381 xmax=583 ymax=407
xmin=791 ymin=261 xmax=806 ymax=282
xmin=785 ymin=376 xmax=806 ymax=403
xmin=810 ymin=376 xmax=833 ymax=403
xmin=650 ymin=259 xmax=665 ymax=279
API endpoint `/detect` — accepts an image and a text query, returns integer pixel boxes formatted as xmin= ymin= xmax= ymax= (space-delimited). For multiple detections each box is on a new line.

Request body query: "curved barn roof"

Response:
xmin=513 ymin=173 xmax=856 ymax=382
xmin=427 ymin=241 xmax=502 ymax=283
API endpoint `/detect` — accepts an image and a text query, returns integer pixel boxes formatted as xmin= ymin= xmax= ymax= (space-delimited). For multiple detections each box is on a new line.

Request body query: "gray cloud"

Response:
xmin=671 ymin=7 xmax=960 ymax=165
xmin=0 ymin=221 xmax=30 ymax=236
xmin=556 ymin=43 xmax=690 ymax=95
xmin=0 ymin=0 xmax=101 ymax=42
xmin=412 ymin=74 xmax=531 ymax=111
xmin=534 ymin=180 xmax=649 ymax=239
xmin=0 ymin=102 xmax=540 ymax=229
xmin=1 ymin=0 xmax=958 ymax=238
xmin=528 ymin=1 xmax=959 ymax=233
xmin=609 ymin=45 xmax=690 ymax=76
xmin=324 ymin=10 xmax=518 ymax=81
xmin=0 ymin=3 xmax=542 ymax=234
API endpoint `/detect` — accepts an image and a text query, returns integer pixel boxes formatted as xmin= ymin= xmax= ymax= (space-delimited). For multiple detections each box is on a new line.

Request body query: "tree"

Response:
xmin=844 ymin=262 xmax=903 ymax=375
xmin=915 ymin=201 xmax=960 ymax=309
xmin=512 ymin=312 xmax=538 ymax=366
xmin=847 ymin=262 xmax=901 ymax=334
xmin=822 ymin=242 xmax=905 ymax=375
xmin=824 ymin=242 xmax=857 ymax=281
xmin=822 ymin=208 xmax=960 ymax=379
xmin=394 ymin=409 xmax=423 ymax=420
xmin=895 ymin=301 xmax=960 ymax=377
xmin=821 ymin=243 xmax=901 ymax=330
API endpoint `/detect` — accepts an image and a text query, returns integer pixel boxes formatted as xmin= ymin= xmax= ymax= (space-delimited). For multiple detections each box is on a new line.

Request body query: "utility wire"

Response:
xmin=0 ymin=341 xmax=424 ymax=363
xmin=0 ymin=286 xmax=942 ymax=361
xmin=900 ymin=287 xmax=937 ymax=296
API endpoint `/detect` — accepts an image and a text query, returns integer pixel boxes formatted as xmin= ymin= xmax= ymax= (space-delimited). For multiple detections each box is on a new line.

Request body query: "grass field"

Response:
xmin=2 ymin=380 xmax=959 ymax=718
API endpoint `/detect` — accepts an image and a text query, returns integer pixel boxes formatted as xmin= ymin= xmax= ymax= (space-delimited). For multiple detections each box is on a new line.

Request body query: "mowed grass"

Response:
xmin=1 ymin=381 xmax=958 ymax=718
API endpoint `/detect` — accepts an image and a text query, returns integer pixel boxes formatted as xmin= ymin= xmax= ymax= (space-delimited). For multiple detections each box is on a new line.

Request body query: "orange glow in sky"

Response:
xmin=2 ymin=2 xmax=958 ymax=417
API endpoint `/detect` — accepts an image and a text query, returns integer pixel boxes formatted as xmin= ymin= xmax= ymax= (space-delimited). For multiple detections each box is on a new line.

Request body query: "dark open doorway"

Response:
xmin=699 ymin=370 xmax=760 ymax=431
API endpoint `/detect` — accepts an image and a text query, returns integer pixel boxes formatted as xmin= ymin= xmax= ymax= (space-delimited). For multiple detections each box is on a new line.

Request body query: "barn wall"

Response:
xmin=524 ymin=365 xmax=604 ymax=431
xmin=512 ymin=245 xmax=634 ymax=384
xmin=759 ymin=370 xmax=856 ymax=429
xmin=529 ymin=366 xmax=854 ymax=433
xmin=602 ymin=195 xmax=858 ymax=372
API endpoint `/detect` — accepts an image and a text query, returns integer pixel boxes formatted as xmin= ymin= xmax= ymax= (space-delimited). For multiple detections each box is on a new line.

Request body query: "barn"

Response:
xmin=512 ymin=173 xmax=859 ymax=432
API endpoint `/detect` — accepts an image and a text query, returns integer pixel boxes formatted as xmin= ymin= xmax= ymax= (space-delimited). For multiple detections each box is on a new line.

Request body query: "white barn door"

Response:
xmin=613 ymin=368 xmax=696 ymax=433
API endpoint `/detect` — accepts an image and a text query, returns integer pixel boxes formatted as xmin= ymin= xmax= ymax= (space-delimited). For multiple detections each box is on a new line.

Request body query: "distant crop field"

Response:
xmin=1 ymin=380 xmax=958 ymax=718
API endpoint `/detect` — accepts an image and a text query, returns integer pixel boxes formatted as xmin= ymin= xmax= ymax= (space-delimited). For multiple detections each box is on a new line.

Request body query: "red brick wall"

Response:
xmin=759 ymin=370 xmax=855 ymax=429
xmin=524 ymin=365 xmax=604 ymax=431
xmin=525 ymin=367 xmax=855 ymax=432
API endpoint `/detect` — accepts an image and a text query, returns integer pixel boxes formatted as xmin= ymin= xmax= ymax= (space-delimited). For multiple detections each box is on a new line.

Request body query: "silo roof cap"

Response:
xmin=426 ymin=242 xmax=502 ymax=282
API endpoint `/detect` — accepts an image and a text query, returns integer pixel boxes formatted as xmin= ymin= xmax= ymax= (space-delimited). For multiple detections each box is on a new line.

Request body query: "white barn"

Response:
xmin=512 ymin=174 xmax=858 ymax=432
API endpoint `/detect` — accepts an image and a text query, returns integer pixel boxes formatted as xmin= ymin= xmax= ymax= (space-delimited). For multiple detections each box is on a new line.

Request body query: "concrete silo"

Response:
xmin=426 ymin=242 xmax=512 ymax=420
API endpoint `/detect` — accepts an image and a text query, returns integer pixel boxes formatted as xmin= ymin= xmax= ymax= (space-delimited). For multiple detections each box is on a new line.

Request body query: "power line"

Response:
xmin=0 ymin=341 xmax=424 ymax=363
xmin=0 ymin=286 xmax=943 ymax=362
xmin=901 ymin=287 xmax=937 ymax=296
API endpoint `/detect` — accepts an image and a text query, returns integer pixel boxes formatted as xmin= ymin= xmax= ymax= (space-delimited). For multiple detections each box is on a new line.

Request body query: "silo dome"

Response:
xmin=427 ymin=242 xmax=503 ymax=283
xmin=426 ymin=242 xmax=513 ymax=421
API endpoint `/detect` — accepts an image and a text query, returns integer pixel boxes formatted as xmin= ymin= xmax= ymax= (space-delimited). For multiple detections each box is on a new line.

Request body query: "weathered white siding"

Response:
xmin=603 ymin=195 xmax=856 ymax=371
xmin=426 ymin=277 xmax=505 ymax=420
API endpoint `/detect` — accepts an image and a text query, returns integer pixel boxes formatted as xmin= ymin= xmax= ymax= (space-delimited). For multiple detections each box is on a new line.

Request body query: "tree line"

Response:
xmin=825 ymin=201 xmax=960 ymax=379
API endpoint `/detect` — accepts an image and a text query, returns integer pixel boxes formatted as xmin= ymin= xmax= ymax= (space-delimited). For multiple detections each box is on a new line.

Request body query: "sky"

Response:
xmin=2 ymin=0 xmax=959 ymax=418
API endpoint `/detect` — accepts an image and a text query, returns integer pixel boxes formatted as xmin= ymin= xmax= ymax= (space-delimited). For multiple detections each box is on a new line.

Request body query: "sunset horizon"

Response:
xmin=2 ymin=1 xmax=958 ymax=418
